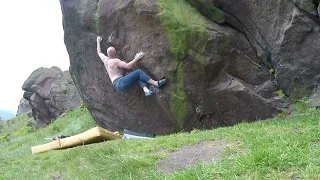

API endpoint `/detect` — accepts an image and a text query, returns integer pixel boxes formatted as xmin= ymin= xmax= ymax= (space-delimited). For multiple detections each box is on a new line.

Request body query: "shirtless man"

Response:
xmin=96 ymin=36 xmax=167 ymax=96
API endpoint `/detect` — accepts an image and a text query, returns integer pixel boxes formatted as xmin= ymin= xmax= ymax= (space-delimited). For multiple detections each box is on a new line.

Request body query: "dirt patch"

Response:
xmin=157 ymin=140 xmax=227 ymax=173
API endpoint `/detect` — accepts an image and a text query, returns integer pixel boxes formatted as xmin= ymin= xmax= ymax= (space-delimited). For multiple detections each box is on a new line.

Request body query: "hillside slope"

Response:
xmin=0 ymin=104 xmax=320 ymax=179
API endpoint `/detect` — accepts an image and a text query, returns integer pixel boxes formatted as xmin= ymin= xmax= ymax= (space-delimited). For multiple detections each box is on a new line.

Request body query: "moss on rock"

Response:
xmin=157 ymin=0 xmax=208 ymax=128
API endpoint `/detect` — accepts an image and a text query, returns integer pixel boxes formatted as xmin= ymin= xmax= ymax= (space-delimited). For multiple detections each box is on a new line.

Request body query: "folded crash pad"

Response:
xmin=31 ymin=126 xmax=121 ymax=154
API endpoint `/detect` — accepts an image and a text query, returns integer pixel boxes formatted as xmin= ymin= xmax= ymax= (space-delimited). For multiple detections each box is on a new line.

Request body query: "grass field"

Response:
xmin=1 ymin=102 xmax=320 ymax=179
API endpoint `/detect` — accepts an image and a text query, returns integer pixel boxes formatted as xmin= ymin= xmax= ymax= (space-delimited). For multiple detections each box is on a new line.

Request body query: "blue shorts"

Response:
xmin=113 ymin=69 xmax=151 ymax=93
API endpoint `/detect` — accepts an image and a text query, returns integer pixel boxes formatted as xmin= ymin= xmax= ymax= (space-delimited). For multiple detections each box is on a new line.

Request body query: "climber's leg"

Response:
xmin=138 ymin=80 xmax=147 ymax=89
xmin=143 ymin=74 xmax=167 ymax=88
xmin=147 ymin=78 xmax=157 ymax=86
xmin=113 ymin=69 xmax=160 ymax=95
xmin=139 ymin=71 xmax=167 ymax=88
xmin=137 ymin=80 xmax=156 ymax=96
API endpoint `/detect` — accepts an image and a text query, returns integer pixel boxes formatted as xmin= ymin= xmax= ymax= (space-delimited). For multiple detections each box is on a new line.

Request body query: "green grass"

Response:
xmin=0 ymin=106 xmax=96 ymax=175
xmin=1 ymin=104 xmax=320 ymax=179
xmin=0 ymin=113 xmax=34 ymax=140
xmin=274 ymin=89 xmax=286 ymax=98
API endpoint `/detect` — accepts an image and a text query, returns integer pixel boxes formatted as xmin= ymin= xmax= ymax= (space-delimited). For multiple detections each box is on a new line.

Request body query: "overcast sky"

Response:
xmin=0 ymin=0 xmax=69 ymax=113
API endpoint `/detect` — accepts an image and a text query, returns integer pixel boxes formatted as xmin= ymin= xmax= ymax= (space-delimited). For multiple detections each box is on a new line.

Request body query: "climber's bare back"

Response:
xmin=96 ymin=36 xmax=144 ymax=84
xmin=102 ymin=57 xmax=124 ymax=83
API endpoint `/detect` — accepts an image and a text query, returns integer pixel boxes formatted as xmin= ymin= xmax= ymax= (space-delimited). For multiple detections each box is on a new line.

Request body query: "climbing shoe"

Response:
xmin=156 ymin=79 xmax=167 ymax=88
xmin=145 ymin=91 xmax=154 ymax=97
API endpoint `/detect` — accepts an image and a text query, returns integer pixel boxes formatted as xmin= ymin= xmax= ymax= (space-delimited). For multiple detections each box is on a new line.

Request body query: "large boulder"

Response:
xmin=60 ymin=0 xmax=290 ymax=134
xmin=189 ymin=0 xmax=320 ymax=98
xmin=22 ymin=67 xmax=81 ymax=128
xmin=16 ymin=98 xmax=32 ymax=117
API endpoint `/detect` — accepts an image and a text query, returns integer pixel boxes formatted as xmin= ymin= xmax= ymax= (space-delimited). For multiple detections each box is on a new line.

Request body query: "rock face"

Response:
xmin=59 ymin=0 xmax=320 ymax=134
xmin=16 ymin=98 xmax=32 ymax=117
xmin=190 ymin=0 xmax=320 ymax=97
xmin=309 ymin=88 xmax=320 ymax=108
xmin=22 ymin=67 xmax=81 ymax=128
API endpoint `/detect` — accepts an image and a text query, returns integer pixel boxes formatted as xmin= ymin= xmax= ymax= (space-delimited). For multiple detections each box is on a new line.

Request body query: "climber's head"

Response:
xmin=107 ymin=47 xmax=116 ymax=58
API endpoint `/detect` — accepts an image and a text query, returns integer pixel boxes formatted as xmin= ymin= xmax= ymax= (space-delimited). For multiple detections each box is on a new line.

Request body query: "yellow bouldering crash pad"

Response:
xmin=31 ymin=126 xmax=121 ymax=154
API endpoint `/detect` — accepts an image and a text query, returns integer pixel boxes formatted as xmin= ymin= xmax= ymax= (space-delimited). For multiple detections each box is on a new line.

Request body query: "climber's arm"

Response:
xmin=117 ymin=60 xmax=131 ymax=70
xmin=97 ymin=36 xmax=107 ymax=61
xmin=117 ymin=52 xmax=144 ymax=70
xmin=126 ymin=52 xmax=144 ymax=68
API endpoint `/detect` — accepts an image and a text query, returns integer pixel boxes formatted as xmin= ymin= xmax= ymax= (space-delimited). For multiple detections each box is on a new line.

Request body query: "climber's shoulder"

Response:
xmin=108 ymin=58 xmax=121 ymax=62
